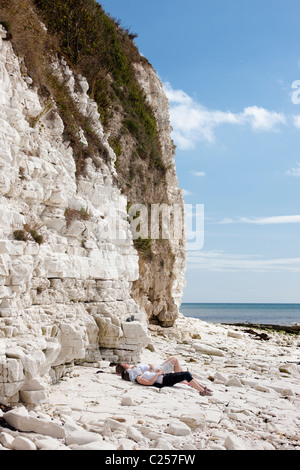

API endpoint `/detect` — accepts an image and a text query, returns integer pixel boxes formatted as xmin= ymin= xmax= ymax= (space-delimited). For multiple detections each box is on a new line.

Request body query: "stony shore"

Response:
xmin=0 ymin=314 xmax=299 ymax=451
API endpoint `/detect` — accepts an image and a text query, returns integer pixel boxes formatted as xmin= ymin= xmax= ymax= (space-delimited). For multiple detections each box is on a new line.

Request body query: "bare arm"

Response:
xmin=136 ymin=371 xmax=162 ymax=386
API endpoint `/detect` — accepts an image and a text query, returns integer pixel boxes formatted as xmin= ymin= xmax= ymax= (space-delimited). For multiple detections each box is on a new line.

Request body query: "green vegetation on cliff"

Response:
xmin=34 ymin=0 xmax=165 ymax=174
xmin=0 ymin=0 xmax=165 ymax=177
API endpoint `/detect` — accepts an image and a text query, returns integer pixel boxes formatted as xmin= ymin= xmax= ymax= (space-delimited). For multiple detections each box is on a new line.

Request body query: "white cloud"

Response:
xmin=218 ymin=217 xmax=236 ymax=224
xmin=292 ymin=115 xmax=300 ymax=129
xmin=192 ymin=170 xmax=206 ymax=177
xmin=187 ymin=250 xmax=300 ymax=272
xmin=286 ymin=162 xmax=300 ymax=177
xmin=288 ymin=113 xmax=300 ymax=131
xmin=243 ymin=106 xmax=286 ymax=131
xmin=182 ymin=188 xmax=192 ymax=196
xmin=164 ymin=82 xmax=241 ymax=148
xmin=164 ymin=82 xmax=287 ymax=150
xmin=163 ymin=84 xmax=193 ymax=105
xmin=219 ymin=215 xmax=300 ymax=225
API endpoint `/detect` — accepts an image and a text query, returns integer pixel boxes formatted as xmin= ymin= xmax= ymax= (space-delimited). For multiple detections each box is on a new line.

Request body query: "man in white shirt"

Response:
xmin=115 ymin=356 xmax=183 ymax=382
xmin=117 ymin=359 xmax=213 ymax=396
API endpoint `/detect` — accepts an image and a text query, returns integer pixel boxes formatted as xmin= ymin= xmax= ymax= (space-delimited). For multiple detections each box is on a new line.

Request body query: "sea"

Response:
xmin=180 ymin=303 xmax=300 ymax=326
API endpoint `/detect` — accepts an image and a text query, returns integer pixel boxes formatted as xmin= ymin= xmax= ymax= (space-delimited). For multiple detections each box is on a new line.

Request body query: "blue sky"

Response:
xmin=101 ymin=0 xmax=300 ymax=303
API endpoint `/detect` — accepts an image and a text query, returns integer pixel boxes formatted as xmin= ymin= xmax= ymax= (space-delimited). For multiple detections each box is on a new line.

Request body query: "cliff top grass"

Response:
xmin=0 ymin=0 xmax=166 ymax=176
xmin=0 ymin=0 xmax=111 ymax=175
xmin=33 ymin=0 xmax=166 ymax=174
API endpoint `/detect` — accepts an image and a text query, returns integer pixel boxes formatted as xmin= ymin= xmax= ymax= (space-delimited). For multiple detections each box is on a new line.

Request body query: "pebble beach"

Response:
xmin=0 ymin=314 xmax=299 ymax=451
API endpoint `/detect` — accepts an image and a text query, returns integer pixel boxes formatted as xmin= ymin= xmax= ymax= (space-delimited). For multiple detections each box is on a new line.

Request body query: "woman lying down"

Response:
xmin=116 ymin=356 xmax=212 ymax=397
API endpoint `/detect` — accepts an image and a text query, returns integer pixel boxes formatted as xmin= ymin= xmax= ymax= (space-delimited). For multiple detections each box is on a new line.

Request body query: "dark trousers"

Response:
xmin=154 ymin=371 xmax=193 ymax=388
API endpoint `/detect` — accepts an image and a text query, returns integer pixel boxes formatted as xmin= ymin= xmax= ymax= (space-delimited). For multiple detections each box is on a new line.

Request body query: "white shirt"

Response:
xmin=136 ymin=363 xmax=151 ymax=372
xmin=128 ymin=363 xmax=164 ymax=384
xmin=140 ymin=370 xmax=163 ymax=384
xmin=128 ymin=363 xmax=150 ymax=382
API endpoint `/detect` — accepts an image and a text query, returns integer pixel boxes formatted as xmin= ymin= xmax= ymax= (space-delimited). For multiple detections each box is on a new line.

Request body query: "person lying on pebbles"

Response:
xmin=117 ymin=357 xmax=213 ymax=396
xmin=115 ymin=356 xmax=183 ymax=380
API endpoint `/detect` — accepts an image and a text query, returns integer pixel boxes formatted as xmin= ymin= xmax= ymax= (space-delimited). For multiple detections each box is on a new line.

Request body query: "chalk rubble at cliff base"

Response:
xmin=0 ymin=315 xmax=299 ymax=451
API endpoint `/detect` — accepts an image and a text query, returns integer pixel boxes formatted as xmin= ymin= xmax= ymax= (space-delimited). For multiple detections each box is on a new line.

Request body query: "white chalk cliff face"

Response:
xmin=0 ymin=22 xmax=186 ymax=405
xmin=0 ymin=24 xmax=157 ymax=404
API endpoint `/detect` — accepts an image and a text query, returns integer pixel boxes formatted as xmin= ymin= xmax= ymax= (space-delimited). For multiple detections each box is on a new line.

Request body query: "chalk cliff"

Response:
xmin=0 ymin=0 xmax=186 ymax=405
